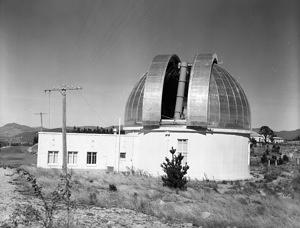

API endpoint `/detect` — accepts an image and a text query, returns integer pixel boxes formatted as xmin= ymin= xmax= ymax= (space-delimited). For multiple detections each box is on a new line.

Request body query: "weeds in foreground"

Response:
xmin=124 ymin=166 xmax=152 ymax=177
xmin=188 ymin=176 xmax=219 ymax=193
xmin=12 ymin=165 xmax=300 ymax=228
xmin=10 ymin=168 xmax=74 ymax=228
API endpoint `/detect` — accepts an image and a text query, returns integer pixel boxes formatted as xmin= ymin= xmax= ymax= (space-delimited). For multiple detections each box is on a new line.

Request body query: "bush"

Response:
xmin=89 ymin=192 xmax=97 ymax=205
xmin=282 ymin=154 xmax=289 ymax=162
xmin=265 ymin=148 xmax=269 ymax=155
xmin=261 ymin=154 xmax=268 ymax=164
xmin=161 ymin=147 xmax=189 ymax=190
xmin=272 ymin=144 xmax=280 ymax=153
xmin=270 ymin=155 xmax=277 ymax=165
xmin=109 ymin=184 xmax=117 ymax=191
xmin=264 ymin=169 xmax=280 ymax=182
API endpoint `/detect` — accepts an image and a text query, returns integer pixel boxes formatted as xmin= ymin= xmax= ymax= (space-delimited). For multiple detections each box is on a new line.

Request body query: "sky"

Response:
xmin=0 ymin=0 xmax=299 ymax=131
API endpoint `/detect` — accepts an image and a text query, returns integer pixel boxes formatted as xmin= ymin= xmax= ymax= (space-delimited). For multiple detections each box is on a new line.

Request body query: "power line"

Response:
xmin=78 ymin=91 xmax=103 ymax=124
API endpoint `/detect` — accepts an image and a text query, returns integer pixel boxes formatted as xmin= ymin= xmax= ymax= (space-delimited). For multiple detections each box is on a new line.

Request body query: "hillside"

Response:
xmin=276 ymin=129 xmax=300 ymax=140
xmin=0 ymin=123 xmax=37 ymax=138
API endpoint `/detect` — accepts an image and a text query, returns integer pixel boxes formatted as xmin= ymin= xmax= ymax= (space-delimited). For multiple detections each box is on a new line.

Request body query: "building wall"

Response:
xmin=37 ymin=132 xmax=136 ymax=171
xmin=38 ymin=129 xmax=250 ymax=180
xmin=135 ymin=130 xmax=250 ymax=180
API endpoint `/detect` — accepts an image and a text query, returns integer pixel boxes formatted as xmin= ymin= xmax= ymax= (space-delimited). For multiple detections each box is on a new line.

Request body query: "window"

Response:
xmin=120 ymin=152 xmax=126 ymax=159
xmin=48 ymin=151 xmax=58 ymax=164
xmin=177 ymin=139 xmax=188 ymax=164
xmin=68 ymin=151 xmax=78 ymax=164
xmin=87 ymin=152 xmax=97 ymax=164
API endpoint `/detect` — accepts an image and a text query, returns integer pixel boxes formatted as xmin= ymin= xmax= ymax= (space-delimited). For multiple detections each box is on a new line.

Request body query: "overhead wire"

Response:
xmin=78 ymin=90 xmax=103 ymax=124
xmin=89 ymin=0 xmax=139 ymax=65
xmin=57 ymin=1 xmax=141 ymax=127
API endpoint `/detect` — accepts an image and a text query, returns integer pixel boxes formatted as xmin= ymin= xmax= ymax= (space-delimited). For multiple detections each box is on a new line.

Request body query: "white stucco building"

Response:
xmin=38 ymin=53 xmax=252 ymax=180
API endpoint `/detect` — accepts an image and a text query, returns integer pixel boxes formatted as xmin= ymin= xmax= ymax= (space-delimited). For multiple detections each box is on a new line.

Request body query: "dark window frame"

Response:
xmin=48 ymin=151 xmax=59 ymax=164
xmin=177 ymin=139 xmax=188 ymax=164
xmin=120 ymin=152 xmax=126 ymax=159
xmin=87 ymin=152 xmax=97 ymax=164
xmin=68 ymin=151 xmax=78 ymax=164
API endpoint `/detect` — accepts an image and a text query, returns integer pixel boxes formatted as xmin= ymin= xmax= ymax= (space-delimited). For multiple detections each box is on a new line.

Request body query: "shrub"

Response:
xmin=272 ymin=144 xmax=280 ymax=153
xmin=89 ymin=192 xmax=97 ymax=205
xmin=264 ymin=169 xmax=280 ymax=182
xmin=261 ymin=154 xmax=268 ymax=164
xmin=282 ymin=154 xmax=289 ymax=162
xmin=277 ymin=157 xmax=283 ymax=165
xmin=265 ymin=148 xmax=269 ymax=155
xmin=109 ymin=184 xmax=117 ymax=192
xmin=270 ymin=155 xmax=277 ymax=165
xmin=161 ymin=147 xmax=189 ymax=190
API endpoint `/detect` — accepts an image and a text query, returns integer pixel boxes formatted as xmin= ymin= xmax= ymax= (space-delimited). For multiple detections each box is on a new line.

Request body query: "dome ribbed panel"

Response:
xmin=208 ymin=73 xmax=220 ymax=127
xmin=211 ymin=65 xmax=230 ymax=128
xmin=208 ymin=65 xmax=251 ymax=130
xmin=136 ymin=86 xmax=145 ymax=123
xmin=234 ymin=80 xmax=251 ymax=129
xmin=214 ymin=65 xmax=238 ymax=128
xmin=222 ymin=69 xmax=244 ymax=128
xmin=124 ymin=74 xmax=147 ymax=126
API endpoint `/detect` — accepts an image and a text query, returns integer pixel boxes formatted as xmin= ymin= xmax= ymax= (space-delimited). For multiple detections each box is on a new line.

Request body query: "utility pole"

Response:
xmin=117 ymin=118 xmax=121 ymax=172
xmin=44 ymin=85 xmax=82 ymax=174
xmin=34 ymin=112 xmax=47 ymax=131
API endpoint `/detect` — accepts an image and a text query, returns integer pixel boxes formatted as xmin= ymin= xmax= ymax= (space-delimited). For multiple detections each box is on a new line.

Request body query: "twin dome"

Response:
xmin=125 ymin=53 xmax=251 ymax=130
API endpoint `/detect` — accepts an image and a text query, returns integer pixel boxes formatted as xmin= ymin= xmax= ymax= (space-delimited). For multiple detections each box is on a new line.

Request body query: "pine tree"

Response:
xmin=161 ymin=147 xmax=189 ymax=190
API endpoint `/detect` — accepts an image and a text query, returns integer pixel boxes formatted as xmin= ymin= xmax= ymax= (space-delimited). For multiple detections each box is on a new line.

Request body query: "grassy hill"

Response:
xmin=276 ymin=129 xmax=300 ymax=140
xmin=0 ymin=123 xmax=37 ymax=138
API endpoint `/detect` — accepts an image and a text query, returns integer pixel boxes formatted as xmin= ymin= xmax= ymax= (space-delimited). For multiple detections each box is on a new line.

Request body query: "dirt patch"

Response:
xmin=0 ymin=168 xmax=25 ymax=224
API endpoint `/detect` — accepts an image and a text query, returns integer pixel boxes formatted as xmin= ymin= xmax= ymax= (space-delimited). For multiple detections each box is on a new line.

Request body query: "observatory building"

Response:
xmin=37 ymin=53 xmax=251 ymax=180
xmin=124 ymin=53 xmax=251 ymax=180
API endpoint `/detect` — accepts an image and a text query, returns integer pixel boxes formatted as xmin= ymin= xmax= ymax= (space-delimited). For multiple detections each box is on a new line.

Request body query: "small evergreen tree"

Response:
xmin=161 ymin=147 xmax=189 ymax=190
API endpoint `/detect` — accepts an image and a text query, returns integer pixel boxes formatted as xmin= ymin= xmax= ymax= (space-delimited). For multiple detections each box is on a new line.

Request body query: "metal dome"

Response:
xmin=124 ymin=54 xmax=251 ymax=130
xmin=124 ymin=73 xmax=147 ymax=126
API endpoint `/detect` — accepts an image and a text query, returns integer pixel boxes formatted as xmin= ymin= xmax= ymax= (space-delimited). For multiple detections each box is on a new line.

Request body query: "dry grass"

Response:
xmin=0 ymin=146 xmax=36 ymax=168
xmin=15 ymin=165 xmax=300 ymax=228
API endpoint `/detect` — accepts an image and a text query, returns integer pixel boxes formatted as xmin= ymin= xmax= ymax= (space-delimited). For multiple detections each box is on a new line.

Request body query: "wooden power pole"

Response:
xmin=44 ymin=85 xmax=82 ymax=174
xmin=34 ymin=112 xmax=47 ymax=131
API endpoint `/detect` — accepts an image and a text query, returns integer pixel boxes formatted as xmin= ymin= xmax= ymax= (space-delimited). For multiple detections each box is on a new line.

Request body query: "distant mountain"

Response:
xmin=276 ymin=129 xmax=300 ymax=141
xmin=0 ymin=123 xmax=37 ymax=138
xmin=252 ymin=127 xmax=300 ymax=140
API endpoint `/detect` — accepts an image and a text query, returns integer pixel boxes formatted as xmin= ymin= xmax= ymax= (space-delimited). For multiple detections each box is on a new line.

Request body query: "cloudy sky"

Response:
xmin=0 ymin=0 xmax=299 ymax=130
